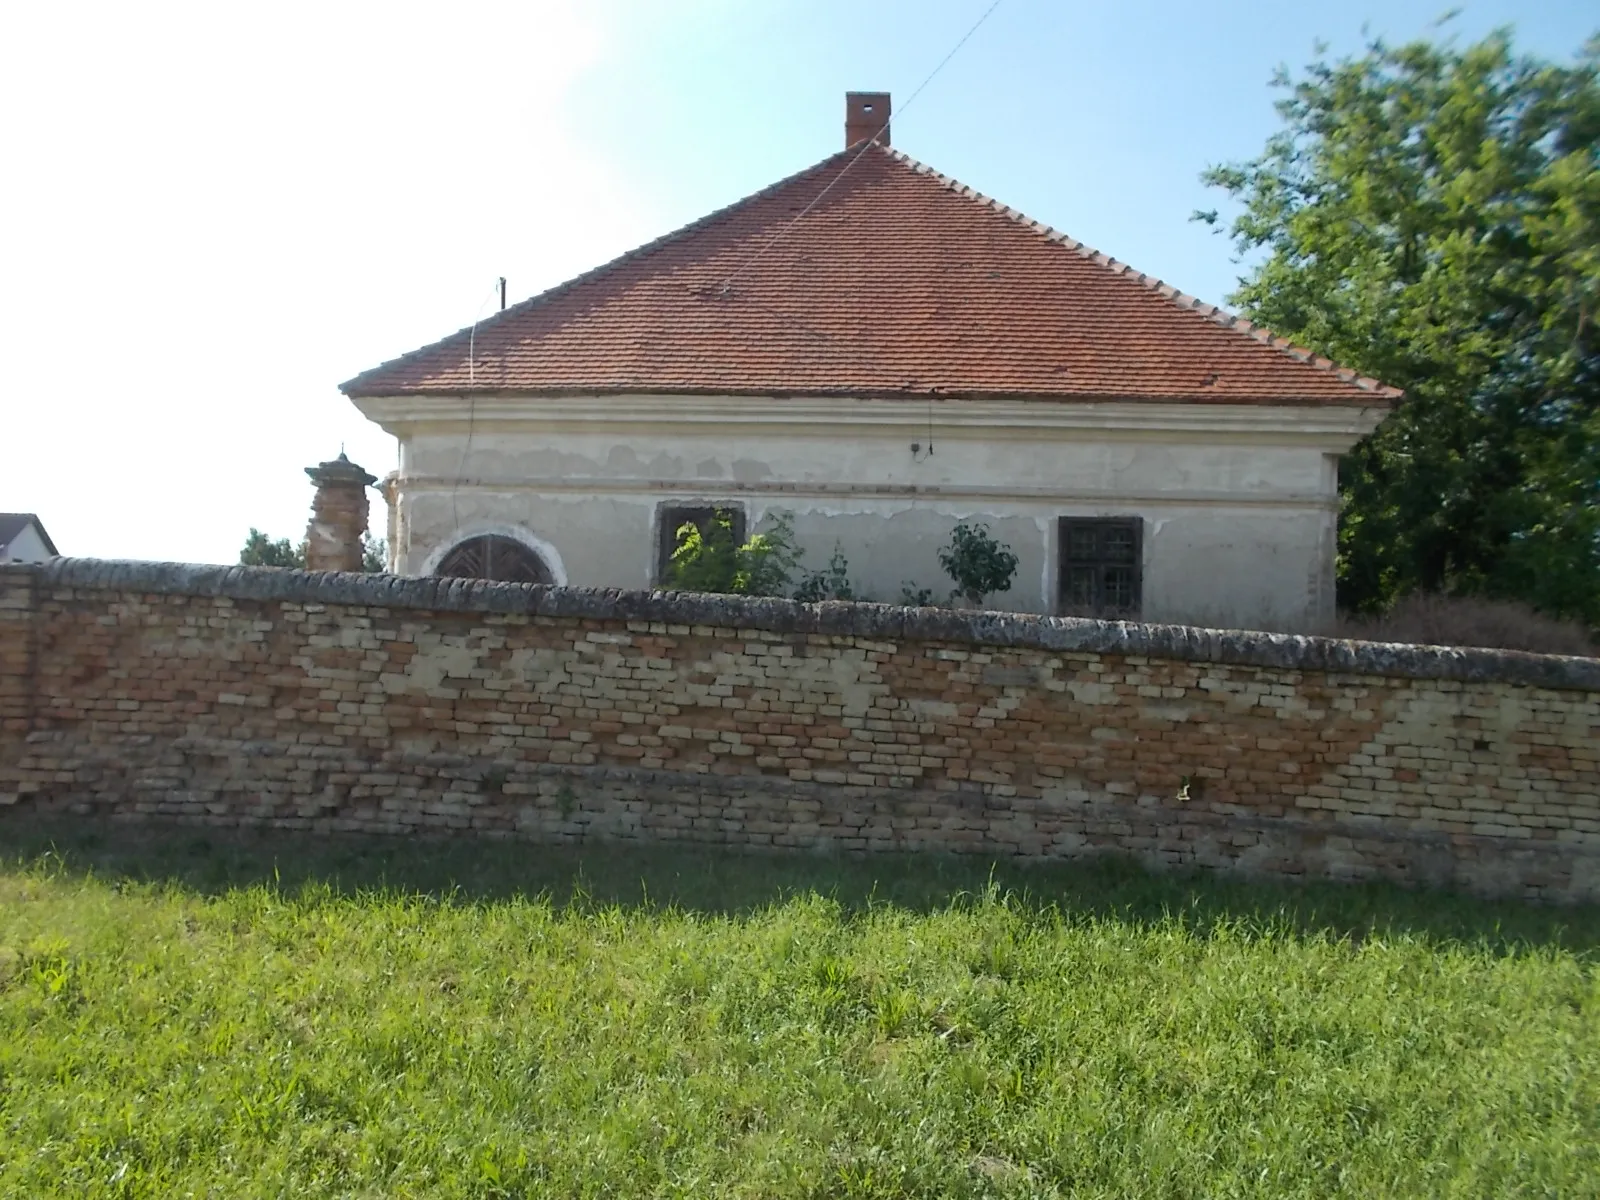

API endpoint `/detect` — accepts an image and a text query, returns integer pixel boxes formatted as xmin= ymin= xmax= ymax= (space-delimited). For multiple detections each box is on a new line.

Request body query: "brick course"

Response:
xmin=3 ymin=560 xmax=1597 ymax=901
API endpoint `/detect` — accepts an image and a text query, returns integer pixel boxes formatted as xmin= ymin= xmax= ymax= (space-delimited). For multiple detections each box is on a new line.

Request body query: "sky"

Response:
xmin=3 ymin=0 xmax=1594 ymax=565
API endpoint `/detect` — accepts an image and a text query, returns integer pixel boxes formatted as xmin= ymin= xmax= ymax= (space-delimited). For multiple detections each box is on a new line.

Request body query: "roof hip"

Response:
xmin=341 ymin=143 xmax=1401 ymax=406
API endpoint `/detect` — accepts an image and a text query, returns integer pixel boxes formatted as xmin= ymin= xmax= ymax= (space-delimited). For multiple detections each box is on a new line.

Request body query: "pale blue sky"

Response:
xmin=3 ymin=1 xmax=1593 ymax=564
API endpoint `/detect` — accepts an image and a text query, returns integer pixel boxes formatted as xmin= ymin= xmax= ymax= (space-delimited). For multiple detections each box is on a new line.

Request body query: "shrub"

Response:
xmin=664 ymin=510 xmax=739 ymax=593
xmin=1334 ymin=592 xmax=1597 ymax=656
xmin=938 ymin=522 xmax=1019 ymax=607
xmin=665 ymin=509 xmax=802 ymax=598
xmin=899 ymin=583 xmax=938 ymax=607
xmin=793 ymin=544 xmax=857 ymax=603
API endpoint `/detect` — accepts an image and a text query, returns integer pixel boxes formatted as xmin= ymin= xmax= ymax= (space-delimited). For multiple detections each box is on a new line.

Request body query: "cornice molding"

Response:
xmin=352 ymin=393 xmax=1387 ymax=448
xmin=395 ymin=474 xmax=1339 ymax=511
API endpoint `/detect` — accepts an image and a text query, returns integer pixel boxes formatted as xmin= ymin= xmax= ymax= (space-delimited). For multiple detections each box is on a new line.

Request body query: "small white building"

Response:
xmin=343 ymin=93 xmax=1396 ymax=631
xmin=0 ymin=514 xmax=57 ymax=563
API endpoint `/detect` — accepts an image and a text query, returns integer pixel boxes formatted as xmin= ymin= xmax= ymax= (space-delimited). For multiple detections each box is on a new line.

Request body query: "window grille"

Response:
xmin=1058 ymin=517 xmax=1143 ymax=616
xmin=435 ymin=535 xmax=553 ymax=584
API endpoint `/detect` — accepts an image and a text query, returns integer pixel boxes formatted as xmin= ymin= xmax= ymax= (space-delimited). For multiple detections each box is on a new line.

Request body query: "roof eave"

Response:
xmin=346 ymin=383 xmax=1398 ymax=407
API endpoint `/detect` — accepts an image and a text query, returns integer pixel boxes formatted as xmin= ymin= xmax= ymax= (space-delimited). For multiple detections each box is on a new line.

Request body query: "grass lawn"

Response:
xmin=1 ymin=821 xmax=1596 ymax=1198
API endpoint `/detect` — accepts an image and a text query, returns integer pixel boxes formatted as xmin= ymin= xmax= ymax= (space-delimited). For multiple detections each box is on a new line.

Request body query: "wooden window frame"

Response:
xmin=1057 ymin=517 xmax=1143 ymax=617
xmin=656 ymin=503 xmax=747 ymax=584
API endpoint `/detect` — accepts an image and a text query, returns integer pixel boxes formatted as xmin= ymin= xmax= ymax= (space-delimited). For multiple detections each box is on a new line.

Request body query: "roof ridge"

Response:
xmin=881 ymin=146 xmax=1403 ymax=400
xmin=340 ymin=146 xmax=870 ymax=395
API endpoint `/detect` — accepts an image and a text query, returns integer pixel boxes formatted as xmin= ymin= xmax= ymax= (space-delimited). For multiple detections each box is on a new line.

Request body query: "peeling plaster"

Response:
xmin=370 ymin=396 xmax=1379 ymax=629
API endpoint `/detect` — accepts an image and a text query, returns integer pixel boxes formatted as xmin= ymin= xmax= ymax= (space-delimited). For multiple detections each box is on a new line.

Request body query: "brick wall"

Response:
xmin=3 ymin=560 xmax=1597 ymax=901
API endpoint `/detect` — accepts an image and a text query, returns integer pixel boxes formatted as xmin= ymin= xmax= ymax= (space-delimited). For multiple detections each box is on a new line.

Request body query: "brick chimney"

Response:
xmin=845 ymin=91 xmax=891 ymax=148
xmin=303 ymin=452 xmax=376 ymax=572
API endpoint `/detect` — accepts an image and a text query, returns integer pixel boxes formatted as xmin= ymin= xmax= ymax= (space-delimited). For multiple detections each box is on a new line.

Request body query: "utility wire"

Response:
xmin=452 ymin=278 xmax=506 ymax=542
xmin=439 ymin=2 xmax=1004 ymax=548
xmin=718 ymin=0 xmax=1004 ymax=295
xmin=899 ymin=0 xmax=1006 ymax=115
xmin=465 ymin=276 xmax=501 ymax=389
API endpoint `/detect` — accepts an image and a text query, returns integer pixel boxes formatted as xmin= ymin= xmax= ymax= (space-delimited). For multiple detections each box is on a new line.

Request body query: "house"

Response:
xmin=342 ymin=93 xmax=1397 ymax=630
xmin=0 ymin=514 xmax=58 ymax=563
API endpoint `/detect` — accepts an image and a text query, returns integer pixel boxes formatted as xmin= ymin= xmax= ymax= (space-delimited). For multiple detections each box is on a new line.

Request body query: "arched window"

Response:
xmin=434 ymin=535 xmax=553 ymax=584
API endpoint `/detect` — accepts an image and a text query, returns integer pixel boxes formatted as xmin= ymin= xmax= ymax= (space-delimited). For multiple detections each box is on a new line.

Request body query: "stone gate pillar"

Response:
xmin=304 ymin=452 xmax=376 ymax=572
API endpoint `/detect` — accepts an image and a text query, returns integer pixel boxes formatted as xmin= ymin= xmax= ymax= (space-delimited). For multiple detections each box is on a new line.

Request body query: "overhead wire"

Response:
xmin=450 ymin=278 xmax=507 ymax=546
xmin=437 ymin=1 xmax=1004 ymax=566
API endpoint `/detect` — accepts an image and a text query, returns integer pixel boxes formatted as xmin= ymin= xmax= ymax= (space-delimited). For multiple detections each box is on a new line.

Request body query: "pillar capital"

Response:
xmin=305 ymin=451 xmax=378 ymax=491
xmin=304 ymin=452 xmax=375 ymax=572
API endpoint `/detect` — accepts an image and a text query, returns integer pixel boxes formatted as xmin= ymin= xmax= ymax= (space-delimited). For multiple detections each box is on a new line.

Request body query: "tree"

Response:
xmin=664 ymin=509 xmax=803 ymax=597
xmin=362 ymin=533 xmax=387 ymax=573
xmin=239 ymin=528 xmax=305 ymax=568
xmin=938 ymin=522 xmax=1019 ymax=607
xmin=239 ymin=528 xmax=387 ymax=572
xmin=1196 ymin=29 xmax=1600 ymax=624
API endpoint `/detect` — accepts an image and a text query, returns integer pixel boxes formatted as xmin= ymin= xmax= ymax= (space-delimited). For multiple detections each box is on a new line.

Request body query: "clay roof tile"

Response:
xmin=341 ymin=144 xmax=1401 ymax=405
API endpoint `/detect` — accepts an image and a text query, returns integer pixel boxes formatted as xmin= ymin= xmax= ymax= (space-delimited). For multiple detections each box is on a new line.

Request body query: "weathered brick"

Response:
xmin=1 ymin=560 xmax=1597 ymax=901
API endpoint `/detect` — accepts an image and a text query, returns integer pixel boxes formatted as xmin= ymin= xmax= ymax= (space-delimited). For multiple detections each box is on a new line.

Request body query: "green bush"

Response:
xmin=938 ymin=522 xmax=1019 ymax=607
xmin=665 ymin=509 xmax=802 ymax=597
xmin=793 ymin=543 xmax=857 ymax=603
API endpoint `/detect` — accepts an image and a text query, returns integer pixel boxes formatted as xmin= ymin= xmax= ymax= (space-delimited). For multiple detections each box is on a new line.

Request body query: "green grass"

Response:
xmin=1 ymin=821 xmax=1596 ymax=1198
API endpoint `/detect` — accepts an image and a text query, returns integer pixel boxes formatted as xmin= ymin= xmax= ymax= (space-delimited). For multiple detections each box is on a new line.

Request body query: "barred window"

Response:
xmin=435 ymin=535 xmax=553 ymax=584
xmin=1058 ymin=518 xmax=1143 ymax=616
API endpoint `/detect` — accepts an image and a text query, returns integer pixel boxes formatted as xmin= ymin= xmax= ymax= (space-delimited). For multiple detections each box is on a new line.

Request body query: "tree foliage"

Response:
xmin=239 ymin=529 xmax=387 ymax=573
xmin=239 ymin=528 xmax=305 ymax=569
xmin=938 ymin=522 xmax=1019 ymax=607
xmin=664 ymin=509 xmax=803 ymax=597
xmin=361 ymin=533 xmax=387 ymax=573
xmin=1198 ymin=29 xmax=1600 ymax=624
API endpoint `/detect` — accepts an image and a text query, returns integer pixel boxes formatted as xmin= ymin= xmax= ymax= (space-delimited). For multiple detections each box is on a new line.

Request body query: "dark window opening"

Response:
xmin=435 ymin=534 xmax=553 ymax=584
xmin=657 ymin=504 xmax=746 ymax=583
xmin=1058 ymin=518 xmax=1143 ymax=617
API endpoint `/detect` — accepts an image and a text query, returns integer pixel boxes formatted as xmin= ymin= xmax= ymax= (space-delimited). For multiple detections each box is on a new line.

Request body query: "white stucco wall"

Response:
xmin=350 ymin=394 xmax=1386 ymax=632
xmin=0 ymin=522 xmax=53 ymax=563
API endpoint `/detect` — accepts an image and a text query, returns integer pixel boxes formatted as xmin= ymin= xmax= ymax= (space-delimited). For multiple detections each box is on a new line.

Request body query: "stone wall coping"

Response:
xmin=9 ymin=558 xmax=1600 ymax=692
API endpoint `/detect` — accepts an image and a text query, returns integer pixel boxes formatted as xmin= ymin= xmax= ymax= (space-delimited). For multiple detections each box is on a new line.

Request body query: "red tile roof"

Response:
xmin=342 ymin=145 xmax=1400 ymax=405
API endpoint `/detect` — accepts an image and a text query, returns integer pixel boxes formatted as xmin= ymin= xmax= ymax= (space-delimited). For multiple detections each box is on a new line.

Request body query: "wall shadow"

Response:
xmin=3 ymin=817 xmax=1596 ymax=957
